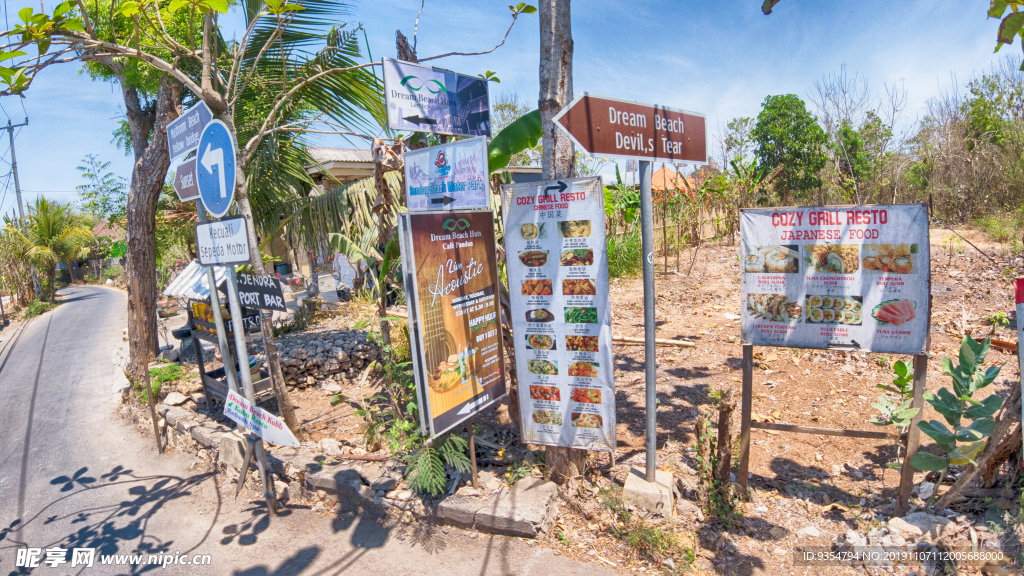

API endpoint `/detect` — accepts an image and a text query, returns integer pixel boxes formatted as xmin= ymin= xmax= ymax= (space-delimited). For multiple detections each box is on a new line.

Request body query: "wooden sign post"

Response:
xmin=737 ymin=345 xmax=927 ymax=515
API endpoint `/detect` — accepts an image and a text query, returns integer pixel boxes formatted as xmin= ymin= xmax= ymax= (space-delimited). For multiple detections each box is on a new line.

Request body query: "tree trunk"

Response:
xmin=539 ymin=0 xmax=587 ymax=484
xmin=125 ymin=77 xmax=179 ymax=383
xmin=539 ymin=0 xmax=574 ymax=181
xmin=47 ymin=265 xmax=55 ymax=302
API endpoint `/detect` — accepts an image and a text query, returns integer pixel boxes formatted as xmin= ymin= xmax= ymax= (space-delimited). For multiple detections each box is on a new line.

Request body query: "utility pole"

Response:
xmin=7 ymin=118 xmax=40 ymax=296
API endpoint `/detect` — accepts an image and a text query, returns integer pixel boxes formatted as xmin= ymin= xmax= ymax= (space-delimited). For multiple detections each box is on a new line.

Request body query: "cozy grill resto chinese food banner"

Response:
xmin=740 ymin=203 xmax=930 ymax=353
xmin=503 ymin=176 xmax=616 ymax=451
xmin=398 ymin=210 xmax=506 ymax=436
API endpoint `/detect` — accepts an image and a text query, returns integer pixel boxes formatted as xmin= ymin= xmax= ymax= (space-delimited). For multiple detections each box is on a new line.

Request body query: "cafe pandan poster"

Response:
xmin=399 ymin=210 xmax=506 ymax=436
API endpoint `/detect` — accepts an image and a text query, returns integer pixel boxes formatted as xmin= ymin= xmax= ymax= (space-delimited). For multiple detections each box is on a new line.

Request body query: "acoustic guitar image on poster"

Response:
xmin=401 ymin=210 xmax=506 ymax=436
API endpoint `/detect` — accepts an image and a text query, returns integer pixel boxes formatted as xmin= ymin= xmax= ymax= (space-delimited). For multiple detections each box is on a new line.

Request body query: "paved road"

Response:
xmin=0 ymin=286 xmax=620 ymax=576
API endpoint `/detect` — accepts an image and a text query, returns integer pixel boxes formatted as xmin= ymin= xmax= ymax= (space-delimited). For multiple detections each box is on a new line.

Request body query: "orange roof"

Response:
xmin=93 ymin=222 xmax=121 ymax=238
xmin=651 ymin=166 xmax=693 ymax=192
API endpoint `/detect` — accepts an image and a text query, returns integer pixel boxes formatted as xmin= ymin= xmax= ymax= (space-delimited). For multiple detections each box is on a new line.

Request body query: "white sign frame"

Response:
xmin=739 ymin=203 xmax=931 ymax=354
xmin=196 ymin=215 xmax=251 ymax=267
xmin=404 ymin=136 xmax=490 ymax=211
xmin=501 ymin=176 xmax=617 ymax=451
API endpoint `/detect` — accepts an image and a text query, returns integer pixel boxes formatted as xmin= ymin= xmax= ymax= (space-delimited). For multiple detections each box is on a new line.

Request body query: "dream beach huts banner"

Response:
xmin=398 ymin=210 xmax=507 ymax=436
xmin=740 ymin=204 xmax=930 ymax=354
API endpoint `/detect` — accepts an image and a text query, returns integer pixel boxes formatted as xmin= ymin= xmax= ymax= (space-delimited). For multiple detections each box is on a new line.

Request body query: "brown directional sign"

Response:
xmin=552 ymin=93 xmax=707 ymax=164
xmin=173 ymin=157 xmax=200 ymax=201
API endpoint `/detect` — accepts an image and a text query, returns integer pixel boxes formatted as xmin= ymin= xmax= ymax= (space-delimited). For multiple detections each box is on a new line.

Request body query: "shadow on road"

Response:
xmin=0 ymin=465 xmax=218 ymax=575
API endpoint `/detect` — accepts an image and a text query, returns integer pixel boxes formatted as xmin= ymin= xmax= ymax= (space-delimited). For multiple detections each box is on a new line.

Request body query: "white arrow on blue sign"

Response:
xmin=196 ymin=120 xmax=237 ymax=218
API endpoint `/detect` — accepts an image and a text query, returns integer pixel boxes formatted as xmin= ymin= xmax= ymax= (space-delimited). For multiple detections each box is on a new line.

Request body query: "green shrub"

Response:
xmin=975 ymin=212 xmax=1023 ymax=244
xmin=607 ymin=229 xmax=642 ymax=277
xmin=22 ymin=299 xmax=58 ymax=319
xmin=102 ymin=265 xmax=124 ymax=281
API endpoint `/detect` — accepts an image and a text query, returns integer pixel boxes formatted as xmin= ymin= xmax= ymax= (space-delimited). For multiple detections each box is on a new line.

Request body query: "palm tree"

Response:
xmin=21 ymin=198 xmax=94 ymax=302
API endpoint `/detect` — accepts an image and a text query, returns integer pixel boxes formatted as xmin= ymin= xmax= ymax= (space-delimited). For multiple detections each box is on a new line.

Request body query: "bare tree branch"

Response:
xmin=416 ymin=10 xmax=522 ymax=63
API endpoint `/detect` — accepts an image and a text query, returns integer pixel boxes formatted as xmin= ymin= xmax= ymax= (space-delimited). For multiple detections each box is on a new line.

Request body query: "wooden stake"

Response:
xmin=738 ymin=344 xmax=752 ymax=496
xmin=467 ymin=420 xmax=478 ymax=490
xmin=896 ymin=353 xmax=927 ymax=517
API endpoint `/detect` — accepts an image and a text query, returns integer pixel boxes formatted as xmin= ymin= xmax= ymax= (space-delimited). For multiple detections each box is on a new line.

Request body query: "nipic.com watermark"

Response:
xmin=15 ymin=547 xmax=212 ymax=569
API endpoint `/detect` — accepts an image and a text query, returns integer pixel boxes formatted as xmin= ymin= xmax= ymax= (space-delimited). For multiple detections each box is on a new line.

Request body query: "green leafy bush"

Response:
xmin=102 ymin=265 xmax=124 ymax=281
xmin=403 ymin=434 xmax=471 ymax=495
xmin=910 ymin=336 xmax=1003 ymax=491
xmin=869 ymin=359 xmax=920 ymax=471
xmin=22 ymin=298 xmax=58 ymax=318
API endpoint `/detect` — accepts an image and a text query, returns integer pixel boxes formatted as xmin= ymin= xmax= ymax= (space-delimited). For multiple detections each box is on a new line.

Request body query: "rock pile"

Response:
xmin=271 ymin=330 xmax=381 ymax=388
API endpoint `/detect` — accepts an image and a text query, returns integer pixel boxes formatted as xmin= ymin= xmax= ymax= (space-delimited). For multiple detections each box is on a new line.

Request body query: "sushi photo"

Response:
xmin=804 ymin=244 xmax=860 ymax=274
xmin=872 ymin=299 xmax=917 ymax=326
xmin=862 ymin=244 xmax=917 ymax=274
xmin=746 ymin=294 xmax=802 ymax=322
xmin=804 ymin=294 xmax=863 ymax=324
xmin=743 ymin=245 xmax=800 ymax=273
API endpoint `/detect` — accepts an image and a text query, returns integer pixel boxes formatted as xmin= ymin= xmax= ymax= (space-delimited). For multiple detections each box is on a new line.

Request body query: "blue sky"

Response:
xmin=0 ymin=0 xmax=1006 ymax=216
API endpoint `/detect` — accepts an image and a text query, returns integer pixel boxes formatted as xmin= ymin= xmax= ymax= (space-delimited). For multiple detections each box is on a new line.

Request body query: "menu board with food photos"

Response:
xmin=740 ymin=204 xmax=930 ymax=353
xmin=502 ymin=176 xmax=616 ymax=451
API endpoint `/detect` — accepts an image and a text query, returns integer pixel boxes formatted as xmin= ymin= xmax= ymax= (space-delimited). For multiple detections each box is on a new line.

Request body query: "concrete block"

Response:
xmin=305 ymin=466 xmax=364 ymax=495
xmin=623 ymin=467 xmax=673 ymax=514
xmin=218 ymin=430 xmax=248 ymax=470
xmin=433 ymin=496 xmax=482 ymax=530
xmin=475 ymin=478 xmax=558 ymax=537
xmin=190 ymin=423 xmax=227 ymax=448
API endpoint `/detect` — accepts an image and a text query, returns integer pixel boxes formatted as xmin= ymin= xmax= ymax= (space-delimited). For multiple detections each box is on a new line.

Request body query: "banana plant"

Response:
xmin=910 ymin=336 xmax=1004 ymax=495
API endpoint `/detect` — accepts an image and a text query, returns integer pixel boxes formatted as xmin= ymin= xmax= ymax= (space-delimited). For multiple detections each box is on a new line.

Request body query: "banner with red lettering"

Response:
xmin=740 ymin=203 xmax=930 ymax=353
xmin=502 ymin=176 xmax=616 ymax=451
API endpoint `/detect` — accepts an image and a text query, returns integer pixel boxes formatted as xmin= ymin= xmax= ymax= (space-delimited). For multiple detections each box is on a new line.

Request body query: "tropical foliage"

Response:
xmin=18 ymin=198 xmax=94 ymax=302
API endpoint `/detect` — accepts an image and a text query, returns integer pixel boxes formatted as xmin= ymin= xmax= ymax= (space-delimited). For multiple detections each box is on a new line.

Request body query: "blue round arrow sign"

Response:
xmin=196 ymin=119 xmax=237 ymax=218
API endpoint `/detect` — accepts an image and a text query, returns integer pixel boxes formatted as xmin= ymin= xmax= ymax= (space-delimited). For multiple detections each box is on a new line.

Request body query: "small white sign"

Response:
xmin=196 ymin=216 xmax=250 ymax=266
xmin=224 ymin=389 xmax=299 ymax=447
xmin=404 ymin=136 xmax=489 ymax=211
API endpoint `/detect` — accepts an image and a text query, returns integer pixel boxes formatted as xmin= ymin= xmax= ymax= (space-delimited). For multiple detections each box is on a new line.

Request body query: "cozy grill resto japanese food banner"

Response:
xmin=398 ymin=210 xmax=506 ymax=436
xmin=502 ymin=176 xmax=616 ymax=451
xmin=740 ymin=204 xmax=930 ymax=353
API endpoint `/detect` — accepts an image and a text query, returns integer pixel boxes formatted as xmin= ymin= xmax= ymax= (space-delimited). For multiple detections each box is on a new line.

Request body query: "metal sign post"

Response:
xmin=196 ymin=204 xmax=241 ymax=396
xmin=639 ymin=161 xmax=658 ymax=482
xmin=223 ymin=265 xmax=278 ymax=515
xmin=1016 ymin=279 xmax=1023 ymax=459
xmin=553 ymin=95 xmax=708 ymax=484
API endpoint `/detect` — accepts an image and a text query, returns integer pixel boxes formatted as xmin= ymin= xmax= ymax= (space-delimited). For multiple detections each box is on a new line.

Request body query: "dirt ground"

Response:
xmin=174 ymin=227 xmax=1023 ymax=575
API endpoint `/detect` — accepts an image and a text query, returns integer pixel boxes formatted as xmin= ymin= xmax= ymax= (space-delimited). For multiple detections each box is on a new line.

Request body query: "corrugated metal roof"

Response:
xmin=162 ymin=260 xmax=228 ymax=301
xmin=307 ymin=147 xmax=373 ymax=164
